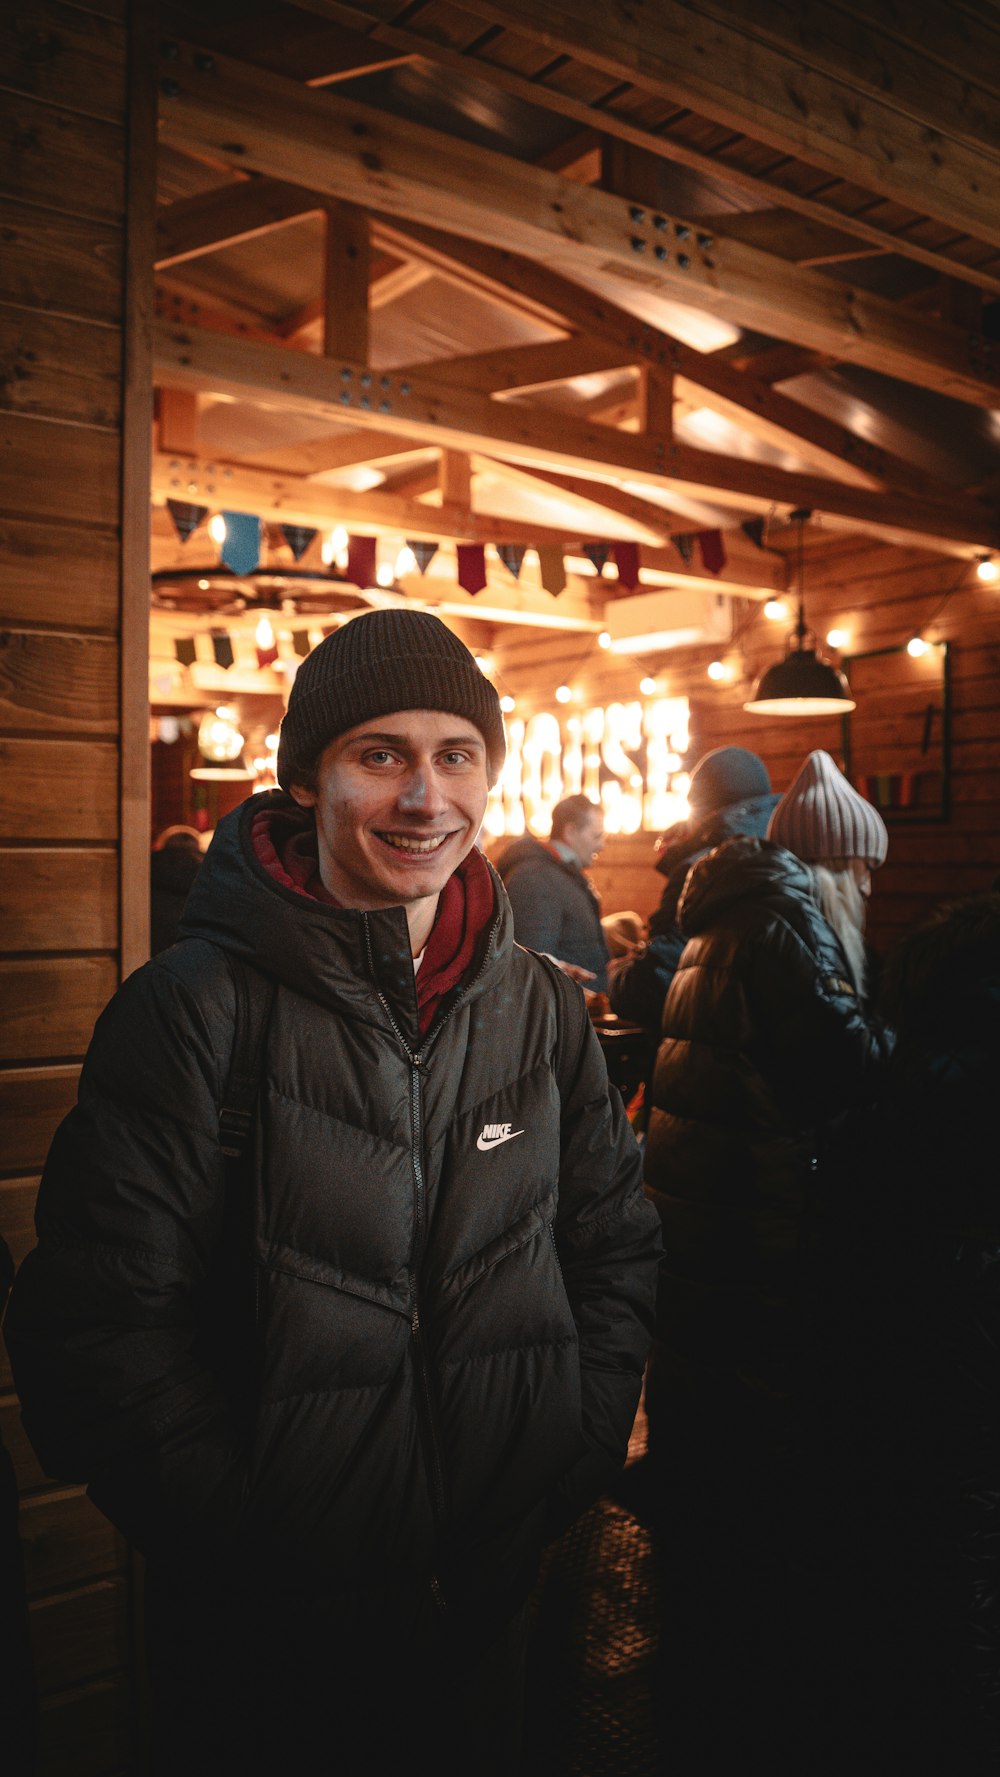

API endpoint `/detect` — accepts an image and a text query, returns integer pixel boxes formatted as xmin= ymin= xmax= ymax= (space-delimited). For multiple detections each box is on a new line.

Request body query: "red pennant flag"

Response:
xmin=696 ymin=529 xmax=727 ymax=576
xmin=613 ymin=542 xmax=641 ymax=590
xmin=456 ymin=543 xmax=487 ymax=595
xmin=347 ymin=534 xmax=378 ymax=588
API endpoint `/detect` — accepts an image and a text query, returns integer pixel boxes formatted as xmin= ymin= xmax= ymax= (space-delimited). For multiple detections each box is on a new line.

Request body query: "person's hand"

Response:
xmin=546 ymin=957 xmax=597 ymax=986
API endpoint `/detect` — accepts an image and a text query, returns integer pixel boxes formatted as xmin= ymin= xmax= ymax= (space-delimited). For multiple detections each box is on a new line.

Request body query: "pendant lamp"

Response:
xmin=744 ymin=509 xmax=855 ymax=716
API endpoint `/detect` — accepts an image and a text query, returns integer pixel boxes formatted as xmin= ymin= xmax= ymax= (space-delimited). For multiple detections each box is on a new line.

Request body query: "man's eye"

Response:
xmin=365 ymin=750 xmax=396 ymax=766
xmin=441 ymin=751 xmax=470 ymax=767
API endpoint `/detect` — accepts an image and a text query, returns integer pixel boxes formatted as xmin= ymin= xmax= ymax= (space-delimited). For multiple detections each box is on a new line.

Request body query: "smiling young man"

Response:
xmin=6 ymin=609 xmax=660 ymax=1777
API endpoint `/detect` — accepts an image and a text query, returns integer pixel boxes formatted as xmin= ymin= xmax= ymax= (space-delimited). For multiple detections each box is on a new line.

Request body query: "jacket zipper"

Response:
xmin=362 ymin=909 xmax=501 ymax=1610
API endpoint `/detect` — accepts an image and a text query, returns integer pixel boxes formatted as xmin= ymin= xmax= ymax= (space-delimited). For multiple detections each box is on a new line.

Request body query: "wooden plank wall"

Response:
xmin=492 ymin=538 xmax=1000 ymax=963
xmin=0 ymin=3 xmax=153 ymax=1770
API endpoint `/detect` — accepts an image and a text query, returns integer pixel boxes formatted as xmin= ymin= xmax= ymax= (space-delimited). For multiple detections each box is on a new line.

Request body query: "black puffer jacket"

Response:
xmin=493 ymin=834 xmax=609 ymax=989
xmin=6 ymin=794 xmax=660 ymax=1637
xmin=608 ymin=791 xmax=779 ymax=1033
xmin=643 ymin=835 xmax=889 ymax=1418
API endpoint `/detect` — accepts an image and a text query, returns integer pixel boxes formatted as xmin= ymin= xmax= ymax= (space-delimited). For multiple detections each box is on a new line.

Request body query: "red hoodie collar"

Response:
xmin=251 ymin=804 xmax=496 ymax=1032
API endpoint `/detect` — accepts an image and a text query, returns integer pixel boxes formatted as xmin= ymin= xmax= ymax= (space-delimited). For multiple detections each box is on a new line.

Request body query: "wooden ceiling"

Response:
xmin=151 ymin=0 xmax=1000 ymax=635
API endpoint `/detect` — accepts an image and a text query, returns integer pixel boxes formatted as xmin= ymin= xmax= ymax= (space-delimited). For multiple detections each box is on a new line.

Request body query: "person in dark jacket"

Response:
xmin=809 ymin=890 xmax=1000 ymax=1775
xmin=5 ymin=611 xmax=660 ymax=1777
xmin=494 ymin=793 xmax=610 ymax=990
xmin=149 ymin=823 xmax=203 ymax=953
xmin=641 ymin=748 xmax=890 ymax=1775
xmin=608 ymin=744 xmax=778 ymax=1035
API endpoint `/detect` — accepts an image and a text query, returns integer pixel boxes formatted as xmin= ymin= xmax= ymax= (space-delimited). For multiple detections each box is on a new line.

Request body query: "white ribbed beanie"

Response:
xmin=767 ymin=749 xmax=888 ymax=868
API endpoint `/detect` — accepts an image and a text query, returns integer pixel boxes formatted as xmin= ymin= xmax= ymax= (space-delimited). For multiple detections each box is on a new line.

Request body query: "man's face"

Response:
xmin=289 ymin=709 xmax=490 ymax=912
xmin=565 ymin=810 xmax=605 ymax=869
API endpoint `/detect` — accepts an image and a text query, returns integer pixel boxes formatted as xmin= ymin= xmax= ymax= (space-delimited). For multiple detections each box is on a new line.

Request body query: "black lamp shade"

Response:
xmin=744 ymin=646 xmax=855 ymax=716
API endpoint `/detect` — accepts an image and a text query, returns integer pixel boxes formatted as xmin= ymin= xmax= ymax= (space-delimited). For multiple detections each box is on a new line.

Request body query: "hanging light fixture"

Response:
xmin=744 ymin=509 xmax=855 ymax=716
xmin=190 ymin=706 xmax=253 ymax=781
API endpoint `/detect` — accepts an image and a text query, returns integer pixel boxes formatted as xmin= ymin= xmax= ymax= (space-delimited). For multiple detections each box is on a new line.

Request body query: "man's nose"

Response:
xmin=398 ymin=765 xmax=447 ymax=813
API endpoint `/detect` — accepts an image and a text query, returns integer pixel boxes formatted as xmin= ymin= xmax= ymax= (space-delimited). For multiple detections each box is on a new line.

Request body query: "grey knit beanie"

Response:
xmin=688 ymin=745 xmax=772 ymax=815
xmin=276 ymin=608 xmax=506 ymax=789
xmin=767 ymin=749 xmax=888 ymax=868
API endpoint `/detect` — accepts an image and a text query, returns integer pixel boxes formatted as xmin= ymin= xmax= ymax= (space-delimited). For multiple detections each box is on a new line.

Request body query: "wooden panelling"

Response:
xmin=0 ymin=92 xmax=125 ymax=222
xmin=0 ymin=848 xmax=119 ymax=950
xmin=18 ymin=1487 xmax=124 ymax=1597
xmin=0 ymin=517 xmax=119 ymax=630
xmin=0 ymin=412 xmax=121 ymax=525
xmin=0 ymin=630 xmax=118 ymax=734
xmin=29 ymin=1578 xmax=129 ymax=1693
xmin=0 ymin=957 xmax=118 ymax=1060
xmin=0 ymin=1065 xmax=80 ymax=1177
xmin=0 ymin=301 xmax=122 ymax=427
xmin=36 ymin=1676 xmax=130 ymax=1777
xmin=0 ymin=4 xmax=126 ymax=126
xmin=0 ymin=739 xmax=119 ymax=839
xmin=0 ymin=196 xmax=123 ymax=326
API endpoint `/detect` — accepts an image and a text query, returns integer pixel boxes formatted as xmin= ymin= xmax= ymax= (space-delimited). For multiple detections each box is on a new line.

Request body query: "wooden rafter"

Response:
xmin=278 ymin=0 xmax=1000 ymax=297
xmin=154 ymin=44 xmax=1000 ymax=408
xmin=152 ymin=320 xmax=999 ymax=554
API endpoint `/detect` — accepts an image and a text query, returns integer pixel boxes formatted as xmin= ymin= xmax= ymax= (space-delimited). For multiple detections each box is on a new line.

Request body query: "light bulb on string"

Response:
xmin=764 ymin=599 xmax=788 ymax=621
xmin=208 ymin=513 xmax=227 ymax=545
xmin=255 ymin=615 xmax=275 ymax=651
xmin=907 ymin=635 xmax=929 ymax=657
xmin=707 ymin=659 xmax=728 ymax=682
xmin=499 ymin=695 xmax=516 ymax=714
xmin=639 ymin=677 xmax=658 ymax=696
xmin=598 ymin=631 xmax=611 ymax=649
xmin=555 ymin=684 xmax=572 ymax=704
xmin=395 ymin=544 xmax=417 ymax=578
xmin=826 ymin=629 xmax=849 ymax=649
xmin=977 ymin=554 xmax=999 ymax=584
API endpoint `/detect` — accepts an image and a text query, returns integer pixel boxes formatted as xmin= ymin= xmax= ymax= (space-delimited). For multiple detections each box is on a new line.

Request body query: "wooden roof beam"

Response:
xmin=283 ymin=2 xmax=1000 ymax=297
xmin=155 ymin=178 xmax=322 ymax=270
xmin=155 ymin=42 xmax=1000 ymax=409
xmin=152 ymin=319 xmax=1000 ymax=556
xmin=450 ymin=0 xmax=1000 ymax=246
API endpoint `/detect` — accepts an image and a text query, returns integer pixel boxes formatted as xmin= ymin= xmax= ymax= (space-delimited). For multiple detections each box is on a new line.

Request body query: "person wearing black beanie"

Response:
xmin=6 ymin=606 xmax=661 ymax=1777
xmin=608 ymin=744 xmax=780 ymax=1039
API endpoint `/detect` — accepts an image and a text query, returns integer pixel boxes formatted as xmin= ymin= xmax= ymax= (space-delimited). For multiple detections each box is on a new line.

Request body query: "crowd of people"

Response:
xmin=2 ymin=647 xmax=998 ymax=1773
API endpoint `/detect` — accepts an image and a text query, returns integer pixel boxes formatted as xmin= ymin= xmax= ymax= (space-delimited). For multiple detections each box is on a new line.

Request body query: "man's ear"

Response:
xmin=288 ymin=782 xmax=317 ymax=808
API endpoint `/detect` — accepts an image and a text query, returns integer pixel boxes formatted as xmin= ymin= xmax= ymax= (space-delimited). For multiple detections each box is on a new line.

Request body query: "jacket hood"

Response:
xmin=655 ymin=791 xmax=780 ymax=881
xmin=493 ymin=832 xmax=560 ymax=876
xmin=677 ymin=834 xmax=814 ymax=937
xmin=179 ymin=791 xmax=510 ymax=1033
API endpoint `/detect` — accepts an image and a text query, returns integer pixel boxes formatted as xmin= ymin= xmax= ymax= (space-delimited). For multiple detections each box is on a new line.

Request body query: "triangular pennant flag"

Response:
xmin=347 ymin=533 xmax=378 ymax=588
xmin=292 ymin=630 xmax=312 ymax=658
xmin=174 ymin=635 xmax=197 ymax=668
xmin=673 ymin=532 xmax=694 ymax=565
xmin=211 ymin=631 xmax=234 ymax=670
xmin=583 ymin=542 xmax=611 ymax=576
xmin=696 ymin=529 xmax=727 ymax=576
xmin=537 ymin=545 xmax=565 ymax=599
xmin=166 ymin=499 xmax=208 ymax=543
xmin=406 ymin=539 xmax=439 ymax=575
xmin=256 ymin=641 xmax=279 ymax=670
xmin=280 ymin=523 xmax=317 ymax=562
xmin=220 ymin=511 xmax=262 ymax=576
xmin=456 ymin=543 xmax=487 ymax=596
xmin=496 ymin=543 xmax=526 ymax=581
xmin=613 ymin=541 xmax=641 ymax=591
xmin=740 ymin=518 xmax=766 ymax=550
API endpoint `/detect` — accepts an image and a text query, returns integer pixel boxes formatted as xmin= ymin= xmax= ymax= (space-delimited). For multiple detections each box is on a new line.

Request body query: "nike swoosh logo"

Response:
xmin=476 ymin=1129 xmax=525 ymax=1151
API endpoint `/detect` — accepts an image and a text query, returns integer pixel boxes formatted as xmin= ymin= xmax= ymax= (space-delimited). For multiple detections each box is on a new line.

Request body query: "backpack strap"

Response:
xmin=219 ymin=954 xmax=276 ymax=1165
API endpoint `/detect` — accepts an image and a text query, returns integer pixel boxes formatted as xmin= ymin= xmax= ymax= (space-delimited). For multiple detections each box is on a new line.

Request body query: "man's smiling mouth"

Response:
xmin=376 ymin=832 xmax=451 ymax=853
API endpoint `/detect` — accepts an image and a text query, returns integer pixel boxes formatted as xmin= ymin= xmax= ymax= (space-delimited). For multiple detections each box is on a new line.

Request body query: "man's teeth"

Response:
xmin=380 ymin=833 xmax=448 ymax=852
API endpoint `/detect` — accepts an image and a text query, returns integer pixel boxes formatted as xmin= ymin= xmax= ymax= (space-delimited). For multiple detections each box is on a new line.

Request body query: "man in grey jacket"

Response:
xmin=495 ymin=793 xmax=611 ymax=990
xmin=6 ymin=610 xmax=660 ymax=1777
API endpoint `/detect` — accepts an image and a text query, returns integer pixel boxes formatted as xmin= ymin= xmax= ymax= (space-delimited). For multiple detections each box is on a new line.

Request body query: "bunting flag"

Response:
xmin=211 ymin=631 xmax=235 ymax=670
xmin=280 ymin=523 xmax=318 ymax=562
xmin=672 ymin=532 xmax=694 ymax=565
xmin=456 ymin=543 xmax=487 ymax=596
xmin=740 ymin=518 xmax=767 ymax=550
xmin=696 ymin=529 xmax=727 ymax=576
xmin=613 ymin=541 xmax=641 ymax=591
xmin=174 ymin=635 xmax=197 ymax=668
xmin=406 ymin=539 xmax=439 ymax=575
xmin=496 ymin=543 xmax=526 ymax=581
xmin=292 ymin=630 xmax=312 ymax=658
xmin=166 ymin=499 xmax=208 ymax=543
xmin=220 ymin=511 xmax=262 ymax=576
xmin=347 ymin=533 xmax=378 ymax=588
xmin=256 ymin=640 xmax=279 ymax=670
xmin=583 ymin=542 xmax=611 ymax=576
xmin=537 ymin=545 xmax=565 ymax=598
